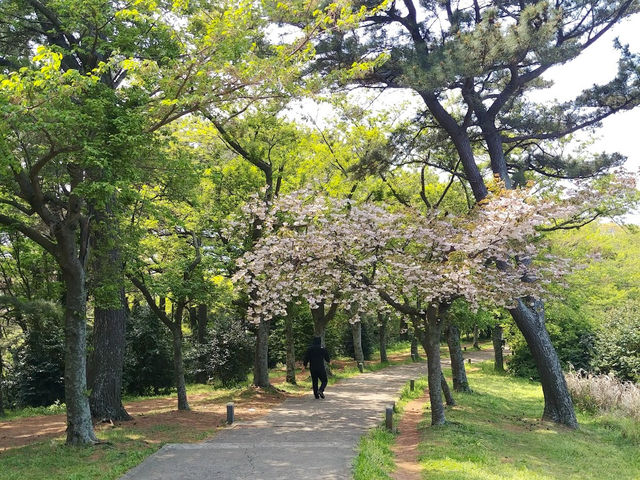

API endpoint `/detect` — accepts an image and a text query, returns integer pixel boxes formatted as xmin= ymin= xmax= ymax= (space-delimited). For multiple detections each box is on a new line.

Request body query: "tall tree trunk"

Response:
xmin=170 ymin=323 xmax=189 ymax=411
xmin=416 ymin=307 xmax=446 ymax=425
xmin=492 ymin=324 xmax=505 ymax=372
xmin=61 ymin=261 xmax=97 ymax=445
xmin=196 ymin=304 xmax=207 ymax=344
xmin=410 ymin=335 xmax=419 ymax=361
xmin=509 ymin=299 xmax=577 ymax=428
xmin=253 ymin=319 xmax=270 ymax=387
xmin=440 ymin=371 xmax=456 ymax=406
xmin=311 ymin=303 xmax=336 ymax=376
xmin=0 ymin=347 xmax=4 ymax=416
xmin=472 ymin=324 xmax=480 ymax=349
xmin=88 ymin=289 xmax=131 ymax=421
xmin=285 ymin=313 xmax=296 ymax=384
xmin=351 ymin=321 xmax=364 ymax=371
xmin=378 ymin=313 xmax=388 ymax=363
xmin=482 ymin=124 xmax=578 ymax=428
xmin=446 ymin=324 xmax=471 ymax=392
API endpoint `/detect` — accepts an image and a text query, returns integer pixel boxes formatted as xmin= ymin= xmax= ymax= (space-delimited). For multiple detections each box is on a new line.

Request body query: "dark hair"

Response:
xmin=312 ymin=336 xmax=322 ymax=346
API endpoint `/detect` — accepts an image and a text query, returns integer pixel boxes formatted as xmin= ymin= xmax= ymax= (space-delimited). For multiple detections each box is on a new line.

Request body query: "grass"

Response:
xmin=419 ymin=362 xmax=640 ymax=480
xmin=0 ymin=421 xmax=215 ymax=480
xmin=353 ymin=377 xmax=429 ymax=480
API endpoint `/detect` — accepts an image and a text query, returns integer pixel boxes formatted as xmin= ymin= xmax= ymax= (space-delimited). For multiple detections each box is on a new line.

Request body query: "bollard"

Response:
xmin=467 ymin=358 xmax=471 ymax=364
xmin=357 ymin=362 xmax=364 ymax=373
xmin=385 ymin=406 xmax=393 ymax=431
xmin=410 ymin=379 xmax=415 ymax=391
xmin=226 ymin=402 xmax=234 ymax=424
xmin=463 ymin=346 xmax=467 ymax=351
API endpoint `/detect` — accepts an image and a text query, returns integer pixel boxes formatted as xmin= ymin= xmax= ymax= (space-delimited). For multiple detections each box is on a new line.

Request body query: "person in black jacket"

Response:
xmin=302 ymin=336 xmax=330 ymax=399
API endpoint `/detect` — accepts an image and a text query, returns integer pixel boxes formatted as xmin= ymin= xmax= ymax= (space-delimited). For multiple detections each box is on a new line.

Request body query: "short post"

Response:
xmin=385 ymin=406 xmax=393 ymax=431
xmin=357 ymin=362 xmax=364 ymax=373
xmin=467 ymin=358 xmax=471 ymax=364
xmin=410 ymin=379 xmax=415 ymax=391
xmin=226 ymin=402 xmax=234 ymax=424
xmin=463 ymin=346 xmax=467 ymax=351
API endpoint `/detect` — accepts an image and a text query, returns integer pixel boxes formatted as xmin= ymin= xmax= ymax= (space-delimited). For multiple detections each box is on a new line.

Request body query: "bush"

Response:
xmin=9 ymin=324 xmax=65 ymax=408
xmin=592 ymin=305 xmax=640 ymax=382
xmin=268 ymin=304 xmax=314 ymax=368
xmin=4 ymin=299 xmax=65 ymax=408
xmin=205 ymin=320 xmax=254 ymax=386
xmin=123 ymin=305 xmax=174 ymax=396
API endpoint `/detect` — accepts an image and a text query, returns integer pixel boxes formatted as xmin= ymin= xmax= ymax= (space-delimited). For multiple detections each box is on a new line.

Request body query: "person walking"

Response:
xmin=302 ymin=337 xmax=330 ymax=399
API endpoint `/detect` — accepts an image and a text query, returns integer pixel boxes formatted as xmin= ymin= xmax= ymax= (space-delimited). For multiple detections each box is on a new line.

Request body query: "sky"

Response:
xmin=531 ymin=13 xmax=640 ymax=173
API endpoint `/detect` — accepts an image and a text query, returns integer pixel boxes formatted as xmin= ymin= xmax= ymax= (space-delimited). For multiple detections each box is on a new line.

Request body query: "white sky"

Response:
xmin=531 ymin=13 xmax=640 ymax=172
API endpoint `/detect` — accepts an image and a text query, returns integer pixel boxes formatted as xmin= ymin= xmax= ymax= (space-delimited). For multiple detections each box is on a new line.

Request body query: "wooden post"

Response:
xmin=385 ymin=406 xmax=393 ymax=431
xmin=226 ymin=402 xmax=234 ymax=424
xmin=410 ymin=379 xmax=415 ymax=391
xmin=467 ymin=358 xmax=471 ymax=364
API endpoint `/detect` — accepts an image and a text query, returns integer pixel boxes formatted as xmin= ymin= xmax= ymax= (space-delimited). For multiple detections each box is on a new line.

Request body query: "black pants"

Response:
xmin=310 ymin=369 xmax=327 ymax=398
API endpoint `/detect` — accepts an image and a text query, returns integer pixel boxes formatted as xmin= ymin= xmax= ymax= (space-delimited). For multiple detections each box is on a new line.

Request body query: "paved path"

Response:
xmin=121 ymin=362 xmax=426 ymax=480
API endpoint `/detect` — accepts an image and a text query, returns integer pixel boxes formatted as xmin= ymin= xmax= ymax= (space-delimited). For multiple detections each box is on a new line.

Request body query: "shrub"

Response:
xmin=123 ymin=305 xmax=174 ymax=396
xmin=205 ymin=319 xmax=254 ymax=386
xmin=565 ymin=370 xmax=640 ymax=422
xmin=592 ymin=305 xmax=640 ymax=382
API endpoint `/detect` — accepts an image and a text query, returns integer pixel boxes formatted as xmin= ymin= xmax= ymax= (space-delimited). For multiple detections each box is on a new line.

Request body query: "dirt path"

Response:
xmin=392 ymin=391 xmax=429 ymax=480
xmin=0 ymin=389 xmax=283 ymax=451
xmin=390 ymin=346 xmax=501 ymax=479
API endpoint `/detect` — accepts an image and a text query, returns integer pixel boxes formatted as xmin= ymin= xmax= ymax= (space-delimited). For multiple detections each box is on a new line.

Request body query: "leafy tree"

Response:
xmin=291 ymin=0 xmax=640 ymax=428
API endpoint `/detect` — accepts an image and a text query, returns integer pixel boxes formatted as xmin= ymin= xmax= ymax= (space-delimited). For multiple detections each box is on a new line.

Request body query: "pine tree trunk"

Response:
xmin=253 ymin=319 xmax=270 ymax=388
xmin=473 ymin=324 xmax=480 ymax=349
xmin=509 ymin=299 xmax=577 ymax=428
xmin=378 ymin=313 xmax=388 ymax=363
xmin=61 ymin=259 xmax=97 ymax=445
xmin=285 ymin=314 xmax=296 ymax=384
xmin=440 ymin=372 xmax=456 ymax=406
xmin=446 ymin=324 xmax=471 ymax=392
xmin=492 ymin=325 xmax=505 ymax=372
xmin=351 ymin=321 xmax=364 ymax=371
xmin=88 ymin=290 xmax=131 ymax=421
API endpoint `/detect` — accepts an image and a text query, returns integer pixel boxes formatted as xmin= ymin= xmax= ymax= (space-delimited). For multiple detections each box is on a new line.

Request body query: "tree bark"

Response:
xmin=509 ymin=299 xmax=577 ymax=428
xmin=440 ymin=372 xmax=456 ymax=406
xmin=492 ymin=324 xmax=505 ymax=372
xmin=410 ymin=335 xmax=419 ymax=361
xmin=196 ymin=304 xmax=207 ymax=344
xmin=253 ymin=319 xmax=271 ymax=387
xmin=378 ymin=312 xmax=388 ymax=363
xmin=285 ymin=313 xmax=296 ymax=384
xmin=0 ymin=347 xmax=4 ymax=416
xmin=170 ymin=320 xmax=190 ymax=411
xmin=88 ymin=289 xmax=131 ymax=421
xmin=61 ymin=260 xmax=98 ymax=445
xmin=446 ymin=324 xmax=471 ymax=392
xmin=351 ymin=321 xmax=364 ymax=371
xmin=415 ymin=308 xmax=447 ymax=425
xmin=311 ymin=303 xmax=337 ymax=376
xmin=472 ymin=324 xmax=480 ymax=349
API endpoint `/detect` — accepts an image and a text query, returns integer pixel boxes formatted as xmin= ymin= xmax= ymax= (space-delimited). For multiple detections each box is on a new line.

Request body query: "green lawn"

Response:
xmin=419 ymin=363 xmax=640 ymax=480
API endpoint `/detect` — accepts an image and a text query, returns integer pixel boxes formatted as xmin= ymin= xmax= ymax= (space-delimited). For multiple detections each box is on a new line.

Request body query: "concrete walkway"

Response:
xmin=121 ymin=362 xmax=426 ymax=480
